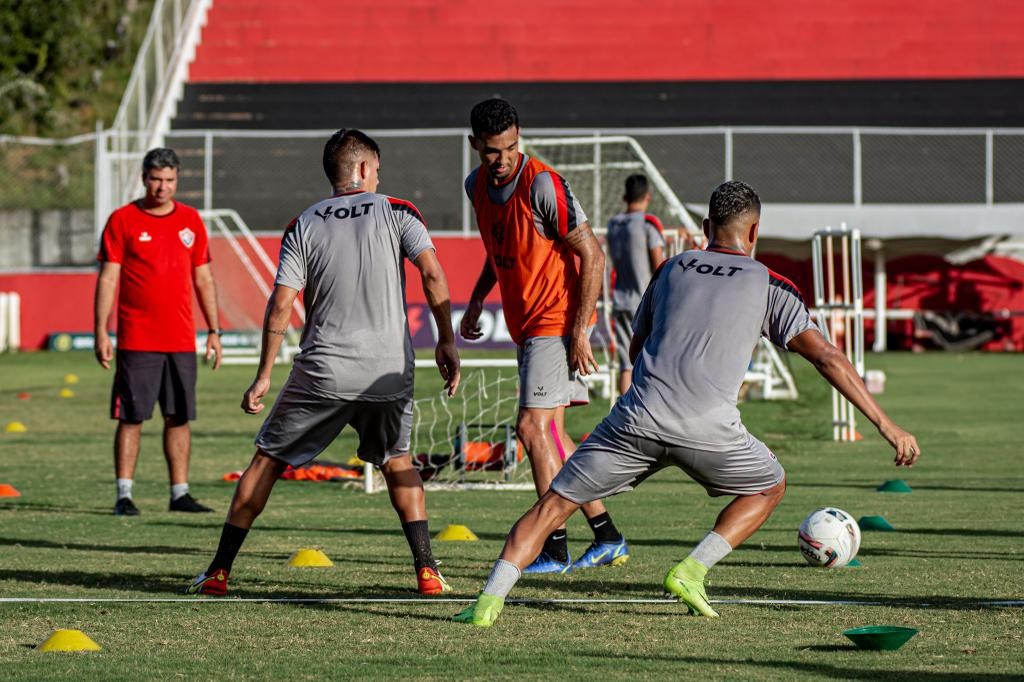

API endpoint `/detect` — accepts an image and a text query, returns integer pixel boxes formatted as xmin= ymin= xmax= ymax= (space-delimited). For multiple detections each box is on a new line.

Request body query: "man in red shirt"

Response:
xmin=94 ymin=148 xmax=223 ymax=516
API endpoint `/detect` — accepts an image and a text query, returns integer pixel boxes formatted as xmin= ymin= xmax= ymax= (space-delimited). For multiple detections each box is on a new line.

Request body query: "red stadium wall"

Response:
xmin=3 ymin=238 xmax=1023 ymax=351
xmin=190 ymin=0 xmax=1024 ymax=83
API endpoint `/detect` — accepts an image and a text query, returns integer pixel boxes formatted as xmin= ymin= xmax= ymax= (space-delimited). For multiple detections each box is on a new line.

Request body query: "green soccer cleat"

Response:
xmin=663 ymin=558 xmax=719 ymax=618
xmin=452 ymin=593 xmax=505 ymax=628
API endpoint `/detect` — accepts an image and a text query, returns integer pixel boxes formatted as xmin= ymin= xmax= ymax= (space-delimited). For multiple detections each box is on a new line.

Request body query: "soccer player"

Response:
xmin=455 ymin=181 xmax=921 ymax=626
xmin=94 ymin=147 xmax=222 ymax=516
xmin=187 ymin=129 xmax=461 ymax=596
xmin=460 ymin=98 xmax=629 ymax=572
xmin=605 ymin=174 xmax=666 ymax=396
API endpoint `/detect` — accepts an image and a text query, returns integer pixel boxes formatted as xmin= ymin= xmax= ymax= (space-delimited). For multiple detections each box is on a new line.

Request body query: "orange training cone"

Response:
xmin=0 ymin=484 xmax=20 ymax=497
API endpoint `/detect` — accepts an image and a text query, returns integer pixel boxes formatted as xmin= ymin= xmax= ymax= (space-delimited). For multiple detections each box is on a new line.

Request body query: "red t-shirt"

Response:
xmin=97 ymin=201 xmax=211 ymax=352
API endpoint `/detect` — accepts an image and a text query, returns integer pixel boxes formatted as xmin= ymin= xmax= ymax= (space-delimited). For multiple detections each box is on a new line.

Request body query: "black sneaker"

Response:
xmin=169 ymin=493 xmax=214 ymax=513
xmin=114 ymin=497 xmax=140 ymax=516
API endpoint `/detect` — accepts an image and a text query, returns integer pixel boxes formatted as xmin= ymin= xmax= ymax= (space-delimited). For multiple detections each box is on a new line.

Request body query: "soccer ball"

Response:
xmin=797 ymin=507 xmax=861 ymax=568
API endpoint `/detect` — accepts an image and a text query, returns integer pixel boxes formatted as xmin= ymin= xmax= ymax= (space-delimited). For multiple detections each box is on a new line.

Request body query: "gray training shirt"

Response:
xmin=606 ymin=211 xmax=666 ymax=312
xmin=275 ymin=190 xmax=434 ymax=401
xmin=608 ymin=247 xmax=817 ymax=451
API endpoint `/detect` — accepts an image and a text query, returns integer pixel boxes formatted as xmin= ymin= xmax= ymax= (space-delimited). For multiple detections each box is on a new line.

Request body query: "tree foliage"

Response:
xmin=0 ymin=0 xmax=153 ymax=136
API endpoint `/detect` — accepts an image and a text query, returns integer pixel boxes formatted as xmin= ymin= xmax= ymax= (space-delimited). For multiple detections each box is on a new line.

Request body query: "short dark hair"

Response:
xmin=470 ymin=98 xmax=519 ymax=138
xmin=624 ymin=174 xmax=649 ymax=203
xmin=708 ymin=180 xmax=761 ymax=226
xmin=322 ymin=129 xmax=380 ymax=186
xmin=142 ymin=148 xmax=179 ymax=174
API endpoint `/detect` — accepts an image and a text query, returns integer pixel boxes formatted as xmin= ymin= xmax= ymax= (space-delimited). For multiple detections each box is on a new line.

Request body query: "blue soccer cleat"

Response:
xmin=522 ymin=550 xmax=573 ymax=574
xmin=571 ymin=538 xmax=631 ymax=570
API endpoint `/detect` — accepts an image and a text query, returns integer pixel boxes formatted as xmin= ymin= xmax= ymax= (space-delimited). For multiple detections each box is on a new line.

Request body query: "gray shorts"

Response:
xmin=612 ymin=310 xmax=634 ymax=371
xmin=517 ymin=335 xmax=589 ymax=408
xmin=551 ymin=420 xmax=785 ymax=501
xmin=254 ymin=379 xmax=413 ymax=468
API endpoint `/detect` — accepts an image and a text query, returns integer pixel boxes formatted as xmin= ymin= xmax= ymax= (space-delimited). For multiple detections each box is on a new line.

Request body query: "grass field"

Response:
xmin=0 ymin=350 xmax=1022 ymax=680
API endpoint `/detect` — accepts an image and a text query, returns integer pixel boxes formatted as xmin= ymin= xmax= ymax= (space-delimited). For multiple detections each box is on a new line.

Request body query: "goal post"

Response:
xmin=201 ymin=209 xmax=302 ymax=364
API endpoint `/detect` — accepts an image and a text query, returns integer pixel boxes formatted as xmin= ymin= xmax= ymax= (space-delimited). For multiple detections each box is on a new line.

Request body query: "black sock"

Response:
xmin=402 ymin=520 xmax=435 ymax=570
xmin=208 ymin=523 xmax=249 ymax=574
xmin=587 ymin=512 xmax=623 ymax=543
xmin=543 ymin=530 xmax=569 ymax=562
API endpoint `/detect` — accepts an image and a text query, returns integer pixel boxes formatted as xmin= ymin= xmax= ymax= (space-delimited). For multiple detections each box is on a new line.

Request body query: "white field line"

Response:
xmin=0 ymin=597 xmax=1021 ymax=607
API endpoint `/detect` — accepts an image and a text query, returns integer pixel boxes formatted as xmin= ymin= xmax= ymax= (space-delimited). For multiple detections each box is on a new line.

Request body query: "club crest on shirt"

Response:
xmin=178 ymin=227 xmax=195 ymax=248
xmin=490 ymin=221 xmax=505 ymax=245
xmin=138 ymin=231 xmax=152 ymax=242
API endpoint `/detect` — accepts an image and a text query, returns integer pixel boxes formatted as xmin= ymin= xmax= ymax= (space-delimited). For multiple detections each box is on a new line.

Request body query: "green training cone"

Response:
xmin=843 ymin=625 xmax=918 ymax=651
xmin=845 ymin=558 xmax=862 ymax=567
xmin=876 ymin=479 xmax=912 ymax=493
xmin=858 ymin=515 xmax=895 ymax=531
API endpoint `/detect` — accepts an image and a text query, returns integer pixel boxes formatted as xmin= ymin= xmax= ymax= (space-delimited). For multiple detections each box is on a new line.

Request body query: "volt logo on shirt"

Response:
xmin=680 ymin=258 xmax=743 ymax=277
xmin=315 ymin=202 xmax=374 ymax=221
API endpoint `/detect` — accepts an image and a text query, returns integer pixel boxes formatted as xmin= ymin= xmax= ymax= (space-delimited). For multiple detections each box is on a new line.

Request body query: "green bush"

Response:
xmin=0 ymin=0 xmax=154 ymax=136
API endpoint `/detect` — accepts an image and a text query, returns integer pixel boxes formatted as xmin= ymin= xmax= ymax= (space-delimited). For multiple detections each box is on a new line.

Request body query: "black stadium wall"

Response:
xmin=173 ymin=79 xmax=1024 ymax=130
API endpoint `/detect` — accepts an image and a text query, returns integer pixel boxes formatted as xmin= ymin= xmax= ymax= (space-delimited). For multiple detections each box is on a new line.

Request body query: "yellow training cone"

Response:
xmin=287 ymin=548 xmax=334 ymax=567
xmin=435 ymin=524 xmax=479 ymax=541
xmin=37 ymin=629 xmax=101 ymax=652
xmin=59 ymin=388 xmax=74 ymax=398
xmin=63 ymin=373 xmax=79 ymax=385
xmin=5 ymin=421 xmax=27 ymax=433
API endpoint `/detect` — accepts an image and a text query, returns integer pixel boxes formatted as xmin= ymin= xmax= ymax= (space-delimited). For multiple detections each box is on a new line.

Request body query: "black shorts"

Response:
xmin=110 ymin=350 xmax=197 ymax=423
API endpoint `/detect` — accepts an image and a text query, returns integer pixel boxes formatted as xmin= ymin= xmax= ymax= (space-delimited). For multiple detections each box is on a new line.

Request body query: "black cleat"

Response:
xmin=114 ymin=497 xmax=140 ymax=516
xmin=169 ymin=493 xmax=214 ymax=513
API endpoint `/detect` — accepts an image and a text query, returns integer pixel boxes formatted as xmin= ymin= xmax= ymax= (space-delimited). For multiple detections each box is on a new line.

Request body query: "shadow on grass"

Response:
xmin=0 ymin=536 xmax=288 ymax=560
xmin=575 ymin=652 xmax=1022 ymax=681
xmin=0 ymin=568 xmax=193 ymax=594
xmin=0 ymin=567 xmax=421 ymax=598
xmin=289 ymin=602 xmax=454 ymax=623
xmin=0 ymin=502 xmax=113 ymax=516
xmin=710 ymin=584 xmax=1019 ymax=611
xmin=788 ymin=481 xmax=1024 ymax=494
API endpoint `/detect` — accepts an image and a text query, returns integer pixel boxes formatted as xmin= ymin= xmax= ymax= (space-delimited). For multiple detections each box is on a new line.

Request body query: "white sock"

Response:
xmin=689 ymin=531 xmax=733 ymax=570
xmin=482 ymin=559 xmax=522 ymax=599
xmin=170 ymin=483 xmax=190 ymax=500
xmin=116 ymin=479 xmax=133 ymax=500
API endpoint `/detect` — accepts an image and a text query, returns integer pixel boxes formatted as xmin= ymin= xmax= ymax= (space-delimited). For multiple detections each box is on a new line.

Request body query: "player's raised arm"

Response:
xmin=460 ymin=260 xmax=497 ymax=341
xmin=414 ymin=248 xmax=461 ymax=396
xmin=242 ymin=284 xmax=298 ymax=414
xmin=787 ymin=328 xmax=921 ymax=466
xmin=563 ymin=222 xmax=604 ymax=375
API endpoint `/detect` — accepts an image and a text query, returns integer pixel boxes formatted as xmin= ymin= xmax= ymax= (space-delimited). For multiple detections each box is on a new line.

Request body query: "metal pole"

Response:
xmin=873 ymin=246 xmax=887 ymax=352
xmin=94 ymin=122 xmax=105 ymax=239
xmin=724 ymin=129 xmax=733 ymax=180
xmin=853 ymin=129 xmax=863 ymax=206
xmin=462 ymin=132 xmax=471 ymax=235
xmin=985 ymin=130 xmax=994 ymax=206
xmin=592 ymin=133 xmax=602 ymax=228
xmin=204 ymin=131 xmax=213 ymax=212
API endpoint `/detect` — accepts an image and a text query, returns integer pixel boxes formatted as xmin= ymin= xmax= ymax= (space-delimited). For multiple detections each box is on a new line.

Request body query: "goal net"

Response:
xmin=523 ymin=135 xmax=703 ymax=244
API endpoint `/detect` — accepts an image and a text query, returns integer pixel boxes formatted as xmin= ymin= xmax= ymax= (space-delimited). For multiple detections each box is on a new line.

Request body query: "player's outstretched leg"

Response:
xmin=549 ymin=413 xmax=631 ymax=571
xmin=454 ymin=490 xmax=580 ymax=627
xmin=187 ymin=451 xmax=286 ymax=596
xmin=664 ymin=479 xmax=786 ymax=617
xmin=380 ymin=454 xmax=450 ymax=595
xmin=516 ymin=408 xmax=574 ymax=573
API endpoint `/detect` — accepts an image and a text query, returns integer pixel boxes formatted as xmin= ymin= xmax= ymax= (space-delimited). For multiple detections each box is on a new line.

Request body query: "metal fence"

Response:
xmin=158 ymin=126 xmax=1024 ymax=233
xmin=3 ymin=126 xmax=1024 ymax=267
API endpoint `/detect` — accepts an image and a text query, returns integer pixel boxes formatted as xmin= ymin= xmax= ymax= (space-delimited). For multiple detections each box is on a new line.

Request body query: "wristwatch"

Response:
xmin=208 ymin=328 xmax=223 ymax=335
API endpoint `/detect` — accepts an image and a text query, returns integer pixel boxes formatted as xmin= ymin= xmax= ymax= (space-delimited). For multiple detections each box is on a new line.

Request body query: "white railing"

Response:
xmin=100 ymin=0 xmax=212 ymax=235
